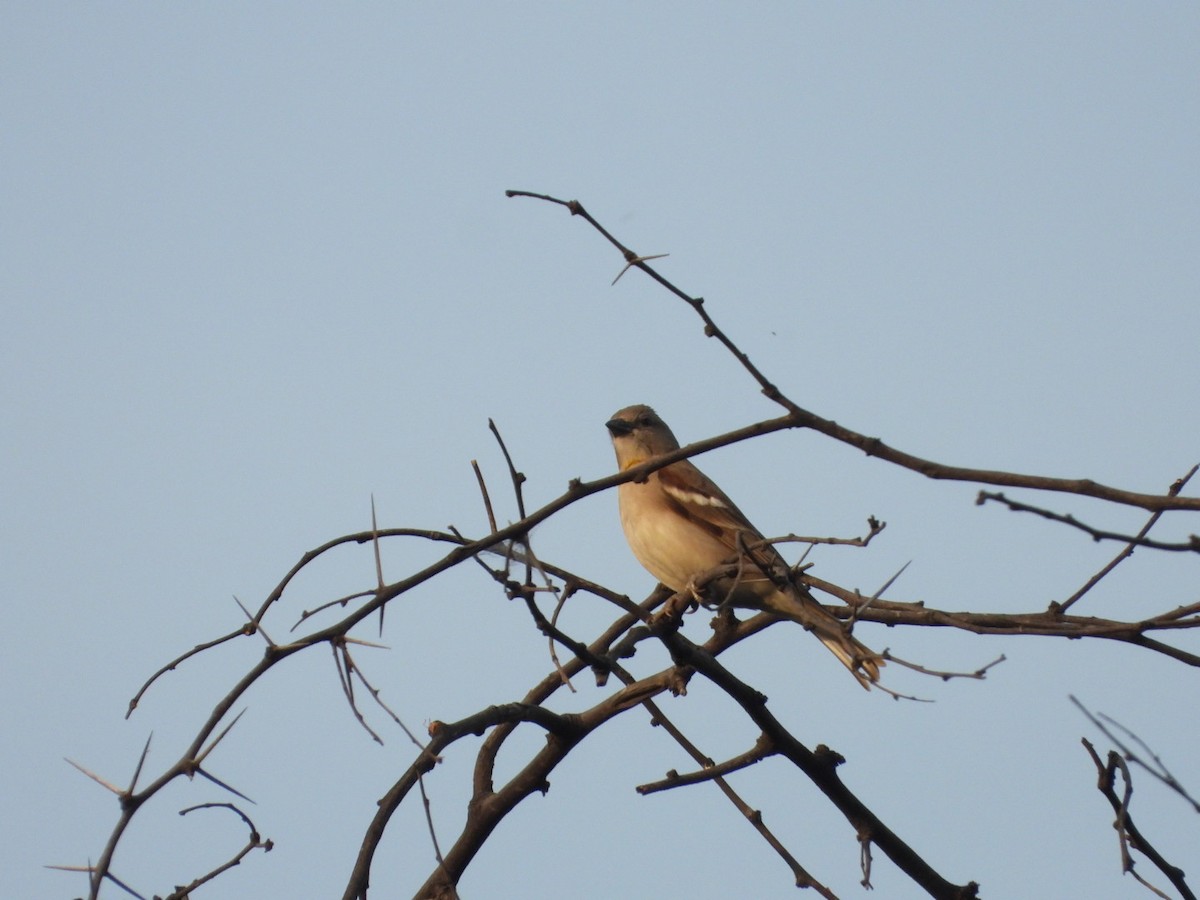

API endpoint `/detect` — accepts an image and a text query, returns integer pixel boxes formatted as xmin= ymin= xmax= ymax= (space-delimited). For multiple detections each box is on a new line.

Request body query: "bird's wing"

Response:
xmin=656 ymin=461 xmax=788 ymax=578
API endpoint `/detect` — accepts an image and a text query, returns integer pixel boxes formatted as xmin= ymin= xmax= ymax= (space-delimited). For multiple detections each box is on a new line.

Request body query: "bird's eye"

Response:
xmin=637 ymin=415 xmax=652 ymax=427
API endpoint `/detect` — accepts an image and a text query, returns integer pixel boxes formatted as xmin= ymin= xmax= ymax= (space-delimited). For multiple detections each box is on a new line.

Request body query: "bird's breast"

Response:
xmin=617 ymin=479 xmax=733 ymax=592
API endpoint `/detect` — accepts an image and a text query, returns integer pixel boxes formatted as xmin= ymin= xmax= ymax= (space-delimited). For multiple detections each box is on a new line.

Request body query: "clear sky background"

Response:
xmin=3 ymin=5 xmax=1198 ymax=899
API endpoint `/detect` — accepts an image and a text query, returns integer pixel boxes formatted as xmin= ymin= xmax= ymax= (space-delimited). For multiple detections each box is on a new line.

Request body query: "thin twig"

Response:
xmin=372 ymin=495 xmax=386 ymax=636
xmin=160 ymin=803 xmax=273 ymax=900
xmin=881 ymin=651 xmax=1006 ymax=682
xmin=638 ymin=733 xmax=776 ymax=795
xmin=979 ymin=491 xmax=1200 ymax=552
xmin=772 ymin=516 xmax=886 ymax=549
xmin=471 ymin=459 xmax=499 ymax=533
xmin=1072 ymin=697 xmax=1199 ymax=813
xmin=1057 ymin=464 xmax=1200 ymax=612
xmin=1081 ymin=739 xmax=1194 ymax=900
xmin=417 ymin=775 xmax=457 ymax=899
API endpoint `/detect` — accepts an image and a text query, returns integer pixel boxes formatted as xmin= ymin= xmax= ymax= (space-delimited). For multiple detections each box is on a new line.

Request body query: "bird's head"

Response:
xmin=606 ymin=405 xmax=681 ymax=470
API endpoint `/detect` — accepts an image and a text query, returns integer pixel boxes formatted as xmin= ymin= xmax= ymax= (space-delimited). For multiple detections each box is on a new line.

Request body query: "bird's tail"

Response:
xmin=763 ymin=589 xmax=884 ymax=690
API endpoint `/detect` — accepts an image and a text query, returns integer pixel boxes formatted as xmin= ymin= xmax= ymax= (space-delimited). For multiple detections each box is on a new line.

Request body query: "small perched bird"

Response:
xmin=606 ymin=404 xmax=882 ymax=689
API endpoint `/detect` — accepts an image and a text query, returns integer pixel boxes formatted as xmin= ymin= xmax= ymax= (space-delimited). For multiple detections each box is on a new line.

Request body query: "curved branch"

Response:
xmin=506 ymin=189 xmax=1200 ymax=514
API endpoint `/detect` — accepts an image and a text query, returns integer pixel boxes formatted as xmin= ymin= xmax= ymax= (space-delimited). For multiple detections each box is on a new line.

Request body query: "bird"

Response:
xmin=605 ymin=404 xmax=882 ymax=689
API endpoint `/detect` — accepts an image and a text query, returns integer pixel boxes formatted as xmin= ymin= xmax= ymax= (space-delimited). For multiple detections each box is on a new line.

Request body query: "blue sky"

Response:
xmin=3 ymin=5 xmax=1197 ymax=898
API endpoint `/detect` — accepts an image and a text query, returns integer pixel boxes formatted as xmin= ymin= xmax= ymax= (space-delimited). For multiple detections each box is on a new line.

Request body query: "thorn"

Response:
xmin=65 ymin=758 xmax=123 ymax=795
xmin=612 ymin=252 xmax=669 ymax=285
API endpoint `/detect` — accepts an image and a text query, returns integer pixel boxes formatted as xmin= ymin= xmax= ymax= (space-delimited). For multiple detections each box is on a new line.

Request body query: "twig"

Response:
xmin=416 ymin=775 xmax=457 ymax=899
xmin=1072 ymin=697 xmax=1199 ymax=813
xmin=548 ymin=579 xmax=579 ymax=692
xmin=161 ymin=803 xmax=273 ymax=900
xmin=638 ymin=733 xmax=776 ymax=795
xmin=371 ymin=495 xmax=386 ymax=636
xmin=881 ymin=651 xmax=1006 ymax=682
xmin=978 ymin=491 xmax=1200 ymax=552
xmin=292 ymin=589 xmax=378 ymax=629
xmin=488 ymin=417 xmax=528 ymax=521
xmin=471 ymin=459 xmax=498 ymax=533
xmin=125 ymin=627 xmax=250 ymax=718
xmin=1057 ymin=464 xmax=1200 ymax=612
xmin=805 ymin=574 xmax=1200 ymax=668
xmin=766 ymin=516 xmax=887 ymax=550
xmin=332 ymin=641 xmax=384 ymax=745
xmin=1081 ymin=739 xmax=1194 ymax=900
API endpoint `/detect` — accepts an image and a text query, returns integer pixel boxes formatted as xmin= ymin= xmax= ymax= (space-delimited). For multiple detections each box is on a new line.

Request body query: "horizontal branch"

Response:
xmin=979 ymin=491 xmax=1200 ymax=552
xmin=806 ymin=575 xmax=1200 ymax=668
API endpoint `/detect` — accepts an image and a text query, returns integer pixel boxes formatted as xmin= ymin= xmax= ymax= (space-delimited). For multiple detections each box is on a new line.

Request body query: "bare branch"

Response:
xmin=1057 ymin=464 xmax=1199 ymax=612
xmin=371 ymin=494 xmax=386 ymax=636
xmin=979 ymin=491 xmax=1200 ymax=552
xmin=1081 ymin=739 xmax=1195 ymax=900
xmin=765 ymin=515 xmax=887 ymax=551
xmin=1073 ymin=697 xmax=1200 ymax=814
xmin=637 ymin=733 xmax=776 ymax=795
xmin=881 ymin=650 xmax=1007 ymax=682
xmin=470 ymin=459 xmax=498 ymax=533
xmin=806 ymin=575 xmax=1200 ymax=668
xmin=161 ymin=803 xmax=273 ymax=900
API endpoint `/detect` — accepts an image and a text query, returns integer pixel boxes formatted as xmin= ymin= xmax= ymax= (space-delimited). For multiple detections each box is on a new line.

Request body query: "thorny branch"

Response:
xmin=70 ymin=193 xmax=1198 ymax=900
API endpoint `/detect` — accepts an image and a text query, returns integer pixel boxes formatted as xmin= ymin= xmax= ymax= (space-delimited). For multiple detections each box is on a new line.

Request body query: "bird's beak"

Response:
xmin=606 ymin=417 xmax=634 ymax=437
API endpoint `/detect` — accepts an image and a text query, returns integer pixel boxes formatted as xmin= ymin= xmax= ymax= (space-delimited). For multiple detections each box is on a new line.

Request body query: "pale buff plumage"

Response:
xmin=606 ymin=404 xmax=882 ymax=689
